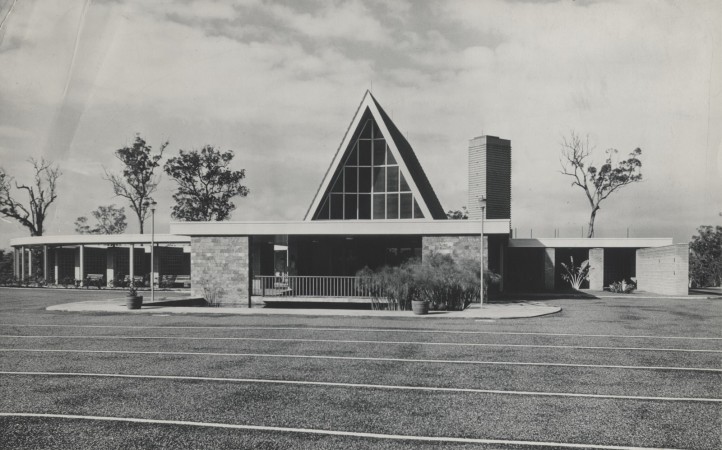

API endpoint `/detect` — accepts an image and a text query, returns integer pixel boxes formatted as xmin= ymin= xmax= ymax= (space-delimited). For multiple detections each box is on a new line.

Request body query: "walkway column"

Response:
xmin=589 ymin=248 xmax=604 ymax=291
xmin=79 ymin=245 xmax=85 ymax=287
xmin=152 ymin=245 xmax=160 ymax=287
xmin=13 ymin=247 xmax=18 ymax=278
xmin=27 ymin=249 xmax=33 ymax=279
xmin=43 ymin=245 xmax=48 ymax=281
xmin=54 ymin=249 xmax=59 ymax=285
xmin=129 ymin=244 xmax=135 ymax=286
xmin=106 ymin=247 xmax=115 ymax=287
xmin=21 ymin=246 xmax=25 ymax=280
xmin=544 ymin=248 xmax=555 ymax=290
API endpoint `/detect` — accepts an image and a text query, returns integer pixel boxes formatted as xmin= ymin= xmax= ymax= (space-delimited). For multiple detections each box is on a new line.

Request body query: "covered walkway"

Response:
xmin=10 ymin=234 xmax=191 ymax=288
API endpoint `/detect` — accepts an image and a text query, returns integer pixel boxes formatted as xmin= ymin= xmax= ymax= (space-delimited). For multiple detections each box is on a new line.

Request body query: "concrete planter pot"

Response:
xmin=411 ymin=300 xmax=429 ymax=315
xmin=126 ymin=295 xmax=143 ymax=310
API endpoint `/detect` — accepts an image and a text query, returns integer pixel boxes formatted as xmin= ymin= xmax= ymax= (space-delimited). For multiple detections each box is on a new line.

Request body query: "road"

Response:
xmin=0 ymin=287 xmax=720 ymax=449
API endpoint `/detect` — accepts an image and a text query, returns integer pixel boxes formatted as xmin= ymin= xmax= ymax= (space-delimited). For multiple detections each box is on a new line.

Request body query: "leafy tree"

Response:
xmin=446 ymin=207 xmax=468 ymax=220
xmin=104 ymin=135 xmax=167 ymax=233
xmin=164 ymin=145 xmax=249 ymax=221
xmin=0 ymin=158 xmax=62 ymax=236
xmin=689 ymin=225 xmax=722 ymax=288
xmin=75 ymin=204 xmax=127 ymax=234
xmin=560 ymin=132 xmax=642 ymax=237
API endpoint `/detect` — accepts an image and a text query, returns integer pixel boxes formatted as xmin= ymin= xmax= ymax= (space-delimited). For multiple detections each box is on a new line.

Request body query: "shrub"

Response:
xmin=560 ymin=256 xmax=590 ymax=290
xmin=356 ymin=253 xmax=489 ymax=311
xmin=61 ymin=276 xmax=74 ymax=288
xmin=609 ymin=278 xmax=636 ymax=294
xmin=197 ymin=278 xmax=225 ymax=307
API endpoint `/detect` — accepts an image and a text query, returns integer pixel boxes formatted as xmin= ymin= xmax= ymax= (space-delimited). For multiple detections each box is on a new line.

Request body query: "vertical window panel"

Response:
xmin=387 ymin=166 xmax=399 ymax=192
xmin=347 ymin=144 xmax=358 ymax=166
xmin=358 ymin=167 xmax=371 ymax=193
xmin=399 ymin=172 xmax=410 ymax=192
xmin=373 ymin=140 xmax=385 ymax=165
xmin=373 ymin=194 xmax=385 ymax=219
xmin=331 ymin=174 xmax=343 ymax=193
xmin=360 ymin=119 xmax=372 ymax=139
xmin=358 ymin=140 xmax=372 ymax=165
xmin=316 ymin=198 xmax=330 ymax=220
xmin=413 ymin=199 xmax=424 ymax=218
xmin=330 ymin=194 xmax=343 ymax=219
xmin=386 ymin=148 xmax=396 ymax=165
xmin=400 ymin=193 xmax=413 ymax=219
xmin=387 ymin=193 xmax=399 ymax=219
xmin=344 ymin=194 xmax=357 ymax=219
xmin=373 ymin=167 xmax=385 ymax=192
xmin=344 ymin=167 xmax=357 ymax=192
xmin=358 ymin=194 xmax=371 ymax=219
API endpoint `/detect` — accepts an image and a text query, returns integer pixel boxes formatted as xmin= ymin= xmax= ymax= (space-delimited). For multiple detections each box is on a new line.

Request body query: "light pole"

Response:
xmin=144 ymin=200 xmax=157 ymax=302
xmin=479 ymin=195 xmax=487 ymax=306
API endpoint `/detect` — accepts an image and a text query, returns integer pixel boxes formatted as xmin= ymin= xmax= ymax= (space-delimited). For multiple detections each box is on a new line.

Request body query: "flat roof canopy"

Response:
xmin=509 ymin=237 xmax=673 ymax=248
xmin=10 ymin=234 xmax=190 ymax=248
xmin=170 ymin=219 xmax=510 ymax=237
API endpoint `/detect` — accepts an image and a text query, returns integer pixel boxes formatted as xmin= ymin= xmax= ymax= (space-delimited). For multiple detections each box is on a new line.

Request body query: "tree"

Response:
xmin=689 ymin=225 xmax=722 ymax=288
xmin=75 ymin=204 xmax=127 ymax=234
xmin=0 ymin=158 xmax=62 ymax=236
xmin=164 ymin=145 xmax=249 ymax=221
xmin=446 ymin=207 xmax=468 ymax=220
xmin=104 ymin=135 xmax=167 ymax=233
xmin=560 ymin=132 xmax=642 ymax=237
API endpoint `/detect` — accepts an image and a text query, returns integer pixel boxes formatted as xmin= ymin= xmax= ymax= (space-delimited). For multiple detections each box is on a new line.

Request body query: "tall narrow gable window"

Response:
xmin=312 ymin=115 xmax=425 ymax=220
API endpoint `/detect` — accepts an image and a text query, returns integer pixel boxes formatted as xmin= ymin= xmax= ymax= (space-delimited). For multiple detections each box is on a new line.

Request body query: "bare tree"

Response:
xmin=104 ymin=135 xmax=167 ymax=233
xmin=560 ymin=132 xmax=642 ymax=238
xmin=0 ymin=158 xmax=62 ymax=236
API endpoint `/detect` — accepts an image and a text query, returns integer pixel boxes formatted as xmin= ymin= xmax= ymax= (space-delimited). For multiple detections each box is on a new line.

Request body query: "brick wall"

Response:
xmin=468 ymin=136 xmax=511 ymax=220
xmin=422 ymin=235 xmax=487 ymax=269
xmin=636 ymin=244 xmax=689 ymax=295
xmin=191 ymin=236 xmax=249 ymax=307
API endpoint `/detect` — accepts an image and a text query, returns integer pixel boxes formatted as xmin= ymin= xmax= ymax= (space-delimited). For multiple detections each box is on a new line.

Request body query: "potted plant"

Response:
xmin=126 ymin=284 xmax=143 ymax=310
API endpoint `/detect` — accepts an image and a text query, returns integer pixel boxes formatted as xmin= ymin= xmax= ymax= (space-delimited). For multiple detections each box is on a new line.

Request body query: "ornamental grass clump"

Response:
xmin=356 ymin=253 xmax=483 ymax=311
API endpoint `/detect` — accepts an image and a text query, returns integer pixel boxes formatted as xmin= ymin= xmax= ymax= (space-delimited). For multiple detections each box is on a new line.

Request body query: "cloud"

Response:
xmin=0 ymin=0 xmax=720 ymax=248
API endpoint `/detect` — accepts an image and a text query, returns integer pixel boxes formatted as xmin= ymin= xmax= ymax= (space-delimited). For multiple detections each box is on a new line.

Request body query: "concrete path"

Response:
xmin=47 ymin=298 xmax=561 ymax=320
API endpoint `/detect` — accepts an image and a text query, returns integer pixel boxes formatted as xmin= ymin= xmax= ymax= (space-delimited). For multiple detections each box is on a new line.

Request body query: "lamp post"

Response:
xmin=144 ymin=200 xmax=158 ymax=303
xmin=479 ymin=195 xmax=487 ymax=306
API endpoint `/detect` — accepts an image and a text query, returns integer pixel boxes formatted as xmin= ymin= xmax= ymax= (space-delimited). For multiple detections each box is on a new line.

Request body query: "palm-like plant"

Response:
xmin=560 ymin=256 xmax=590 ymax=290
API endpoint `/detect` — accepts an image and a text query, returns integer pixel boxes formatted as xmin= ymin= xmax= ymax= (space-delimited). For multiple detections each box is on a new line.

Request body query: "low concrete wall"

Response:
xmin=588 ymin=248 xmax=605 ymax=290
xmin=636 ymin=244 xmax=689 ymax=295
xmin=191 ymin=236 xmax=249 ymax=307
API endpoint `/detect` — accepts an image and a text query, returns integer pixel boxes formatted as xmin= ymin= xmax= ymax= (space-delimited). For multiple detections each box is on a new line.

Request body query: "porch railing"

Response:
xmin=252 ymin=275 xmax=377 ymax=298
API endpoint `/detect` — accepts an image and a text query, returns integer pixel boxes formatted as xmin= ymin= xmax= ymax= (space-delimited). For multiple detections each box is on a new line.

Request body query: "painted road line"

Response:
xmin=0 ymin=413 xmax=685 ymax=450
xmin=2 ymin=348 xmax=721 ymax=372
xmin=0 ymin=335 xmax=719 ymax=353
xmin=1 ymin=324 xmax=720 ymax=341
xmin=2 ymin=371 xmax=720 ymax=403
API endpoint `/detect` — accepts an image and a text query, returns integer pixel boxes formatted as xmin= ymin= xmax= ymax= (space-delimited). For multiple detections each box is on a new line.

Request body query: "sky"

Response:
xmin=1 ymin=0 xmax=721 ymax=249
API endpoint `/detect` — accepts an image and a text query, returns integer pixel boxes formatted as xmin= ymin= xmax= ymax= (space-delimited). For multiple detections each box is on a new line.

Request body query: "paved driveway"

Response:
xmin=0 ymin=287 xmax=720 ymax=449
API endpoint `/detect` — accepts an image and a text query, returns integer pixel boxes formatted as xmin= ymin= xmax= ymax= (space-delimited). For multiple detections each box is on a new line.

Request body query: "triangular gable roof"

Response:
xmin=304 ymin=91 xmax=447 ymax=221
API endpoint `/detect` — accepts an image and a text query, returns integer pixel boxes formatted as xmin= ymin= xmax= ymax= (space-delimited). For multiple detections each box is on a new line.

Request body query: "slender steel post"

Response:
xmin=144 ymin=200 xmax=157 ymax=303
xmin=479 ymin=196 xmax=487 ymax=306
xmin=151 ymin=202 xmax=156 ymax=303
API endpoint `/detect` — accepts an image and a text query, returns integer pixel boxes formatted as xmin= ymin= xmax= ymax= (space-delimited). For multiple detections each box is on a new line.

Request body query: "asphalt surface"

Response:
xmin=0 ymin=287 xmax=720 ymax=449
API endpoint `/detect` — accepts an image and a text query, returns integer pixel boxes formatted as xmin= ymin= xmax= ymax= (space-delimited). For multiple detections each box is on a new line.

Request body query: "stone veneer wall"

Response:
xmin=636 ymin=244 xmax=689 ymax=295
xmin=191 ymin=236 xmax=249 ymax=307
xmin=422 ymin=235 xmax=487 ymax=269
